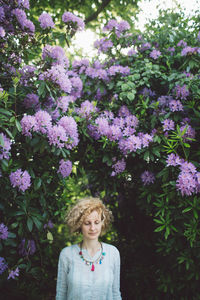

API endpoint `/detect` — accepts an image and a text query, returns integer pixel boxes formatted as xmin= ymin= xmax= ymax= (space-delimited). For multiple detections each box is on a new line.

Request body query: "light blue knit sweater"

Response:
xmin=56 ymin=242 xmax=122 ymax=300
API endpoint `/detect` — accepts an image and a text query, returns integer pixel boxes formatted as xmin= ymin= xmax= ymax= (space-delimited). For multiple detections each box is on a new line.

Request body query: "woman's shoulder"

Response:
xmin=59 ymin=244 xmax=78 ymax=258
xmin=102 ymin=242 xmax=120 ymax=254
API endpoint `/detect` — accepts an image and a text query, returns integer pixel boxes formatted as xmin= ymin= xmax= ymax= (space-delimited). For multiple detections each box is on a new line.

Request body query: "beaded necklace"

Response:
xmin=79 ymin=241 xmax=106 ymax=271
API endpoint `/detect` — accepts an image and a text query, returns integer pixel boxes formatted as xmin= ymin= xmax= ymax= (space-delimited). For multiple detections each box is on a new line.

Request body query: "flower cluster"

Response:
xmin=94 ymin=37 xmax=113 ymax=53
xmin=176 ymin=162 xmax=200 ymax=196
xmin=0 ymin=223 xmax=8 ymax=240
xmin=175 ymin=85 xmax=189 ymax=100
xmin=40 ymin=65 xmax=72 ymax=93
xmin=23 ymin=93 xmax=40 ymax=110
xmin=58 ymin=159 xmax=72 ymax=178
xmin=21 ymin=109 xmax=79 ymax=150
xmin=111 ymin=158 xmax=126 ymax=176
xmin=0 ymin=257 xmax=7 ymax=275
xmin=149 ymin=49 xmax=161 ymax=60
xmin=18 ymin=239 xmax=36 ymax=256
xmin=12 ymin=8 xmax=35 ymax=32
xmin=62 ymin=11 xmax=84 ymax=32
xmin=9 ymin=169 xmax=31 ymax=192
xmin=42 ymin=45 xmax=69 ymax=68
xmin=8 ymin=267 xmax=19 ymax=280
xmin=76 ymin=100 xmax=97 ymax=118
xmin=38 ymin=12 xmax=54 ymax=29
xmin=103 ymin=19 xmax=130 ymax=37
xmin=141 ymin=171 xmax=155 ymax=185
xmin=0 ymin=133 xmax=12 ymax=160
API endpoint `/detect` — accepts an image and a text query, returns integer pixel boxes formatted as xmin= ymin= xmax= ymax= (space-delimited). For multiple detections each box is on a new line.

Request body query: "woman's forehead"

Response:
xmin=84 ymin=210 xmax=101 ymax=221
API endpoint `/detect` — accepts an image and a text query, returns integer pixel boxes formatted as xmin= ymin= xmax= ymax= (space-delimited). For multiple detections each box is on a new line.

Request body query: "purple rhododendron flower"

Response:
xmin=41 ymin=65 xmax=72 ymax=93
xmin=62 ymin=11 xmax=84 ymax=31
xmin=167 ymin=47 xmax=175 ymax=54
xmin=17 ymin=0 xmax=30 ymax=9
xmin=77 ymin=100 xmax=97 ymax=118
xmin=107 ymin=65 xmax=130 ymax=76
xmin=118 ymin=105 xmax=131 ymax=117
xmin=69 ymin=76 xmax=83 ymax=99
xmin=140 ymin=133 xmax=153 ymax=147
xmin=175 ymin=85 xmax=189 ymax=100
xmin=12 ymin=8 xmax=27 ymax=28
xmin=9 ymin=169 xmax=31 ymax=192
xmin=57 ymin=95 xmax=73 ymax=113
xmin=118 ymin=135 xmax=142 ymax=154
xmin=0 ymin=133 xmax=12 ymax=160
xmin=128 ymin=48 xmax=137 ymax=56
xmin=44 ymin=220 xmax=54 ymax=229
xmin=181 ymin=46 xmax=198 ymax=56
xmin=176 ymin=161 xmax=200 ymax=196
xmin=162 ymin=119 xmax=175 ymax=131
xmin=24 ymin=19 xmax=35 ymax=32
xmin=0 ymin=7 xmax=5 ymax=22
xmin=0 ymin=26 xmax=5 ymax=37
xmin=176 ymin=172 xmax=197 ymax=196
xmin=141 ymin=87 xmax=156 ymax=98
xmin=177 ymin=40 xmax=187 ymax=47
xmin=94 ymin=37 xmax=113 ymax=53
xmin=169 ymin=100 xmax=183 ymax=112
xmin=166 ymin=153 xmax=181 ymax=167
xmin=95 ymin=117 xmax=110 ymax=136
xmin=0 ymin=223 xmax=8 ymax=240
xmin=18 ymin=239 xmax=36 ymax=256
xmin=111 ymin=158 xmax=126 ymax=176
xmin=23 ymin=93 xmax=39 ymax=109
xmin=103 ymin=19 xmax=130 ymax=37
xmin=0 ymin=257 xmax=8 ymax=274
xmin=72 ymin=59 xmax=90 ymax=74
xmin=58 ymin=159 xmax=72 ymax=178
xmin=103 ymin=19 xmax=118 ymax=31
xmin=42 ymin=45 xmax=69 ymax=67
xmin=140 ymin=42 xmax=151 ymax=52
xmin=47 ymin=125 xmax=68 ymax=148
xmin=180 ymin=124 xmax=195 ymax=141
xmin=8 ymin=267 xmax=19 ymax=280
xmin=35 ymin=110 xmax=52 ymax=134
xmin=38 ymin=12 xmax=54 ymax=29
xmin=150 ymin=49 xmax=161 ymax=59
xmin=108 ymin=124 xmax=122 ymax=141
xmin=141 ymin=171 xmax=155 ymax=185
xmin=58 ymin=116 xmax=79 ymax=149
xmin=21 ymin=115 xmax=37 ymax=137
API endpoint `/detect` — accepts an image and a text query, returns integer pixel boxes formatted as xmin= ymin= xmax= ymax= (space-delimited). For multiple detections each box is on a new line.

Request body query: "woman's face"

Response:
xmin=81 ymin=210 xmax=103 ymax=241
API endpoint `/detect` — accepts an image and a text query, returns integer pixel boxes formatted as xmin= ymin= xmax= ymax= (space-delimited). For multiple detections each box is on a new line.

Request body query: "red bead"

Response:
xmin=79 ymin=251 xmax=82 ymax=255
xmin=91 ymin=264 xmax=95 ymax=271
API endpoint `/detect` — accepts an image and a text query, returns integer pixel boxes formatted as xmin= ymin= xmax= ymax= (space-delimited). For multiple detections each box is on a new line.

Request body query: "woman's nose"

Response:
xmin=90 ymin=223 xmax=95 ymax=230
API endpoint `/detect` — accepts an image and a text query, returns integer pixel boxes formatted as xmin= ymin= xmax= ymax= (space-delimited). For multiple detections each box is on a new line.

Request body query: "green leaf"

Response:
xmin=0 ymin=134 xmax=4 ymax=146
xmin=15 ymin=119 xmax=22 ymax=132
xmin=27 ymin=217 xmax=33 ymax=232
xmin=127 ymin=92 xmax=135 ymax=101
xmin=182 ymin=207 xmax=192 ymax=213
xmin=34 ymin=178 xmax=42 ymax=191
xmin=47 ymin=231 xmax=53 ymax=243
xmin=32 ymin=216 xmax=43 ymax=230
xmin=154 ymin=225 xmax=165 ymax=232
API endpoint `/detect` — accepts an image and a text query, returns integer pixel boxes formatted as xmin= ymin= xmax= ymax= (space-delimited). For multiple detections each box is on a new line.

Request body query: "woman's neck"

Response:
xmin=81 ymin=239 xmax=101 ymax=257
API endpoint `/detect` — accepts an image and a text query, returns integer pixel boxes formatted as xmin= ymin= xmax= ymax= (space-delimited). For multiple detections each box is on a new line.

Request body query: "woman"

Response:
xmin=56 ymin=197 xmax=122 ymax=300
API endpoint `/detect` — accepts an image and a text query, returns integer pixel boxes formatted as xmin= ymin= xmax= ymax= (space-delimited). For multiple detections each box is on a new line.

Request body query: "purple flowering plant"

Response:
xmin=1 ymin=0 xmax=200 ymax=298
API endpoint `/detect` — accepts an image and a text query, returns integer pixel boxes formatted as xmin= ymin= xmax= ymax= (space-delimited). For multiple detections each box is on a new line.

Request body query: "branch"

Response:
xmin=85 ymin=0 xmax=112 ymax=24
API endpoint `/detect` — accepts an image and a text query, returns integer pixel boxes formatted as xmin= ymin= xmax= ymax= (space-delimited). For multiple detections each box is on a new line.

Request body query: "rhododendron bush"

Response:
xmin=0 ymin=0 xmax=200 ymax=298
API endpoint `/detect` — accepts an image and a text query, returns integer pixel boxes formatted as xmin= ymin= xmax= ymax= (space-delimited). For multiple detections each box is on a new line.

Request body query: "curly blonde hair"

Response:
xmin=65 ymin=197 xmax=113 ymax=235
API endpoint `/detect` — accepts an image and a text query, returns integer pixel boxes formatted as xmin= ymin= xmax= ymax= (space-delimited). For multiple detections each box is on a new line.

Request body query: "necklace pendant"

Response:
xmin=91 ymin=263 xmax=95 ymax=271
